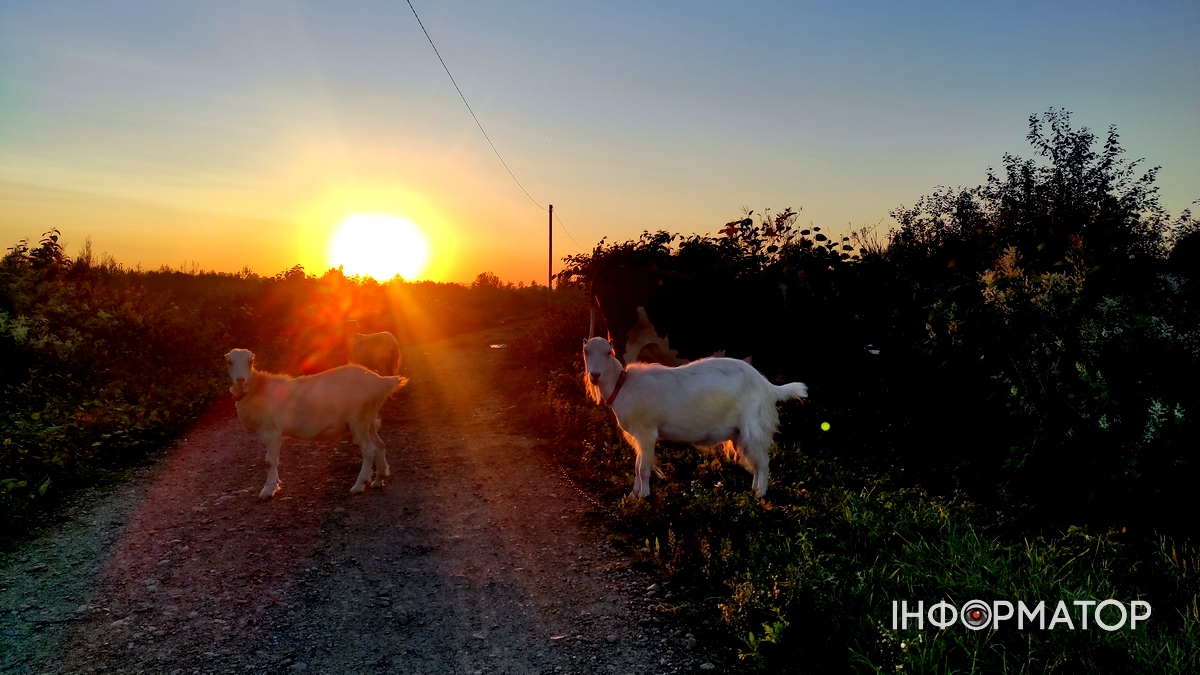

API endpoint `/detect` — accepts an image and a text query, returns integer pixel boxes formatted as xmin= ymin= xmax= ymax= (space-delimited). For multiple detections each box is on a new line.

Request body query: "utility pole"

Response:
xmin=548 ymin=204 xmax=553 ymax=293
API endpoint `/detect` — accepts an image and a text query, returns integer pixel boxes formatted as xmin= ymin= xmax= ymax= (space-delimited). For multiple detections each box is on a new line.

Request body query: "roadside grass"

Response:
xmin=509 ymin=299 xmax=1200 ymax=674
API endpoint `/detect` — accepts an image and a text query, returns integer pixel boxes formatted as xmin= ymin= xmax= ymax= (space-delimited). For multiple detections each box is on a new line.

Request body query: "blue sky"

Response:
xmin=1 ymin=1 xmax=1196 ymax=280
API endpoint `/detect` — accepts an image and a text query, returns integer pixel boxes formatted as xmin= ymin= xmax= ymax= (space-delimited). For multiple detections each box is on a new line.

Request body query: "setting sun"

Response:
xmin=329 ymin=214 xmax=431 ymax=280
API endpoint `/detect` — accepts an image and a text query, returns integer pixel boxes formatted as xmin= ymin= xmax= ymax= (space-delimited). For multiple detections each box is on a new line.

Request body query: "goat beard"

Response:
xmin=583 ymin=370 xmax=605 ymax=406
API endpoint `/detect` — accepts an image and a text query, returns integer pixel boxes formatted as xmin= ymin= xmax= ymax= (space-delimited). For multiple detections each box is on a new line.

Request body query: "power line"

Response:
xmin=404 ymin=0 xmax=586 ymax=252
xmin=405 ymin=0 xmax=541 ymax=209
xmin=553 ymin=210 xmax=587 ymax=251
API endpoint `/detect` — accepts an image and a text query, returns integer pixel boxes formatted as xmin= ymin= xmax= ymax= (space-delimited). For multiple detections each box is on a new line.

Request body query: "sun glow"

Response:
xmin=329 ymin=214 xmax=431 ymax=280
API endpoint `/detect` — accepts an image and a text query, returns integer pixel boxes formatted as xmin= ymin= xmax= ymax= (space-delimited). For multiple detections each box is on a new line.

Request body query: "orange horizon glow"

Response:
xmin=2 ymin=4 xmax=1196 ymax=290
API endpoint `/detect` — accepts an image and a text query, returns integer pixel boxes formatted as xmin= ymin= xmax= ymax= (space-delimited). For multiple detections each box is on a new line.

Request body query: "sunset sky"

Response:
xmin=1 ymin=1 xmax=1196 ymax=283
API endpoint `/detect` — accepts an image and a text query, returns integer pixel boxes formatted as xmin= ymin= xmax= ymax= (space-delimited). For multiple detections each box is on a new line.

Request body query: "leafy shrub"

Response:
xmin=885 ymin=110 xmax=1199 ymax=532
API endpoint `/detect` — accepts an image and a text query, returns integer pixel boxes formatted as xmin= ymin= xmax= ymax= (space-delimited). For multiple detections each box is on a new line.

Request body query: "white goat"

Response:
xmin=345 ymin=320 xmax=401 ymax=376
xmin=225 ymin=349 xmax=407 ymax=499
xmin=582 ymin=337 xmax=807 ymax=498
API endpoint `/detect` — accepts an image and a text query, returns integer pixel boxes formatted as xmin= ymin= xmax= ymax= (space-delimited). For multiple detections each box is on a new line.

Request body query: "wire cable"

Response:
xmin=553 ymin=211 xmax=587 ymax=251
xmin=405 ymin=0 xmax=542 ymax=209
xmin=405 ymin=0 xmax=586 ymax=251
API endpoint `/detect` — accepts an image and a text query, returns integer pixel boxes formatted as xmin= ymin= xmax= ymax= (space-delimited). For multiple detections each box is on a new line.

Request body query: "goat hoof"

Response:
xmin=350 ymin=484 xmax=365 ymax=494
xmin=258 ymin=487 xmax=276 ymax=499
xmin=370 ymin=479 xmax=385 ymax=489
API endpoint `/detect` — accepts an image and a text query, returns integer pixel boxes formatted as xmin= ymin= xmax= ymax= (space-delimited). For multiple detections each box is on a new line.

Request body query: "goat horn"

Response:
xmin=588 ymin=306 xmax=595 ymax=339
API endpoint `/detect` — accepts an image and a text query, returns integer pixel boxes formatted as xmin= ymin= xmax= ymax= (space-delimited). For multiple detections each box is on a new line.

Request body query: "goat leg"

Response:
xmin=368 ymin=421 xmax=389 ymax=488
xmin=350 ymin=430 xmax=377 ymax=494
xmin=259 ymin=435 xmax=282 ymax=499
xmin=630 ymin=430 xmax=658 ymax=499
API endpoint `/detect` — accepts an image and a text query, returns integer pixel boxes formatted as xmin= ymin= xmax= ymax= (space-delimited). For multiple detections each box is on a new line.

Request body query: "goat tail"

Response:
xmin=383 ymin=375 xmax=409 ymax=396
xmin=773 ymin=381 xmax=809 ymax=402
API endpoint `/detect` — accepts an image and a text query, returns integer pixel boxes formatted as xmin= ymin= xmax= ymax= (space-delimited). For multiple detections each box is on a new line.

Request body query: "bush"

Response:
xmin=0 ymin=233 xmax=239 ymax=528
xmin=885 ymin=110 xmax=1199 ymax=532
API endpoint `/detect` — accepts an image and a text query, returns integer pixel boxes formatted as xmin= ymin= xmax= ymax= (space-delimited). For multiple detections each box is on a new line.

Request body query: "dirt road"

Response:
xmin=1 ymin=324 xmax=710 ymax=674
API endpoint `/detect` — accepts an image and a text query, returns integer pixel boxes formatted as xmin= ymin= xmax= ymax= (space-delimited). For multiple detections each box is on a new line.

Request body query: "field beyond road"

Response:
xmin=0 ymin=322 xmax=706 ymax=674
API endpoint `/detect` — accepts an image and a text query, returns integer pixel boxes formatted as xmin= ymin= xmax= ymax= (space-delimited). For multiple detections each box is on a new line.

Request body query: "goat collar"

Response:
xmin=606 ymin=370 xmax=628 ymax=406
